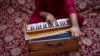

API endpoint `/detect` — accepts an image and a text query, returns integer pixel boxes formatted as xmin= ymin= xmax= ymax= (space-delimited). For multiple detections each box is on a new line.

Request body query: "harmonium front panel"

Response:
xmin=25 ymin=18 xmax=79 ymax=56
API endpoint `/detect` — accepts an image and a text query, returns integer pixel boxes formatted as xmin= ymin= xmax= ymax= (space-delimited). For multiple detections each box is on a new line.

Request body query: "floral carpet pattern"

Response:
xmin=0 ymin=0 xmax=100 ymax=56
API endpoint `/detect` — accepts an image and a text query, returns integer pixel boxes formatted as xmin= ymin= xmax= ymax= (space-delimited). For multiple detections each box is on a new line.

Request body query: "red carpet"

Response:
xmin=0 ymin=0 xmax=100 ymax=56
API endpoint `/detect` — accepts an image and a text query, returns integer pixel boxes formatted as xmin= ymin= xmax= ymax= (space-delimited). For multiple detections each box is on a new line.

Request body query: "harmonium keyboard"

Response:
xmin=25 ymin=18 xmax=79 ymax=56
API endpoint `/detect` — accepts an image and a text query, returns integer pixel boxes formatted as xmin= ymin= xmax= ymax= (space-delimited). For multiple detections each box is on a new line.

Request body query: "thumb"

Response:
xmin=65 ymin=28 xmax=71 ymax=32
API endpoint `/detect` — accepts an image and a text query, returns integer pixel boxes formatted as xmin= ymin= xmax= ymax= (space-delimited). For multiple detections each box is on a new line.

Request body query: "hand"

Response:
xmin=70 ymin=26 xmax=81 ymax=37
xmin=46 ymin=14 xmax=56 ymax=24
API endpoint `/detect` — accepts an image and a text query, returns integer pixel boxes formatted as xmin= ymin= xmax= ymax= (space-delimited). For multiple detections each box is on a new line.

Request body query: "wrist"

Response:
xmin=40 ymin=11 xmax=51 ymax=18
xmin=72 ymin=25 xmax=80 ymax=29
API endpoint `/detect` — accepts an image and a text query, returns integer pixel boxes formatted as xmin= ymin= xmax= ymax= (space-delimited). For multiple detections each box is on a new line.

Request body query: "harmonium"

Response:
xmin=25 ymin=18 xmax=80 ymax=56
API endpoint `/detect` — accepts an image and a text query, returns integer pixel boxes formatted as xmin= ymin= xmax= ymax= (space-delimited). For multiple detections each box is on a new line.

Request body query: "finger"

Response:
xmin=65 ymin=28 xmax=71 ymax=32
xmin=71 ymin=31 xmax=75 ymax=37
xmin=47 ymin=17 xmax=54 ymax=23
xmin=79 ymin=32 xmax=82 ymax=36
xmin=76 ymin=32 xmax=80 ymax=40
xmin=51 ymin=17 xmax=56 ymax=22
xmin=47 ymin=19 xmax=51 ymax=24
xmin=76 ymin=31 xmax=81 ymax=37
xmin=53 ymin=17 xmax=56 ymax=21
xmin=50 ymin=19 xmax=54 ymax=23
xmin=75 ymin=32 xmax=79 ymax=37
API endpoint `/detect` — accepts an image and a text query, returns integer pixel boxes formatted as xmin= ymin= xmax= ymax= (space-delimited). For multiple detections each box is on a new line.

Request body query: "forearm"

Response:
xmin=40 ymin=11 xmax=51 ymax=18
xmin=70 ymin=13 xmax=79 ymax=27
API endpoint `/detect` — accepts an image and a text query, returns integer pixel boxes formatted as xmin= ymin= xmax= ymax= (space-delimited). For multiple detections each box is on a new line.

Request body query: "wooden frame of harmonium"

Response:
xmin=25 ymin=18 xmax=79 ymax=56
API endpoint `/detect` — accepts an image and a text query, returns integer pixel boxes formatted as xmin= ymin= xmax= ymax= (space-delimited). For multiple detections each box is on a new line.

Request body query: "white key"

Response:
xmin=63 ymin=21 xmax=67 ymax=25
xmin=64 ymin=20 xmax=67 ymax=25
xmin=66 ymin=18 xmax=70 ymax=24
xmin=59 ymin=18 xmax=69 ymax=25
xmin=60 ymin=21 xmax=63 ymax=26
xmin=53 ymin=21 xmax=57 ymax=27
xmin=55 ymin=21 xmax=58 ymax=26
xmin=27 ymin=25 xmax=32 ymax=30
xmin=40 ymin=22 xmax=44 ymax=29
xmin=44 ymin=22 xmax=49 ymax=28
xmin=27 ymin=18 xmax=69 ymax=30
xmin=36 ymin=24 xmax=39 ymax=29
xmin=57 ymin=20 xmax=61 ymax=26
xmin=32 ymin=24 xmax=37 ymax=30
xmin=30 ymin=25 xmax=34 ymax=30
xmin=37 ymin=23 xmax=42 ymax=29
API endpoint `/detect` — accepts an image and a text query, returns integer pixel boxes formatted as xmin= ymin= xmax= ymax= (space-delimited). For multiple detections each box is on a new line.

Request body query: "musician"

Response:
xmin=28 ymin=0 xmax=84 ymax=37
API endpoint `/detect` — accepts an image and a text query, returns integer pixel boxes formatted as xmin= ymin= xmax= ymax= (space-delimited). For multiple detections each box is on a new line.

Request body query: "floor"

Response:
xmin=0 ymin=0 xmax=100 ymax=56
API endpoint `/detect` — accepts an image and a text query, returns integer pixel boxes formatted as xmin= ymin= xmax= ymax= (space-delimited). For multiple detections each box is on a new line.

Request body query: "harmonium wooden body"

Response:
xmin=25 ymin=18 xmax=80 ymax=56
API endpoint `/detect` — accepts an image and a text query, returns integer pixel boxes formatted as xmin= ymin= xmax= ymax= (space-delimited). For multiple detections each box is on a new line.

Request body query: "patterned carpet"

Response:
xmin=0 ymin=0 xmax=100 ymax=56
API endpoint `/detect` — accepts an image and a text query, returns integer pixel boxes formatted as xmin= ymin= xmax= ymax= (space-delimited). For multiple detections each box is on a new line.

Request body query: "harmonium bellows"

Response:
xmin=25 ymin=18 xmax=79 ymax=56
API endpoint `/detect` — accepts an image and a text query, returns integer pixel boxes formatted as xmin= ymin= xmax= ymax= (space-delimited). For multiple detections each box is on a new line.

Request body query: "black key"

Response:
xmin=31 ymin=26 xmax=32 ymax=30
xmin=60 ymin=22 xmax=63 ymax=26
xmin=55 ymin=21 xmax=59 ymax=26
xmin=36 ymin=25 xmax=38 ymax=30
xmin=38 ymin=25 xmax=41 ymax=29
